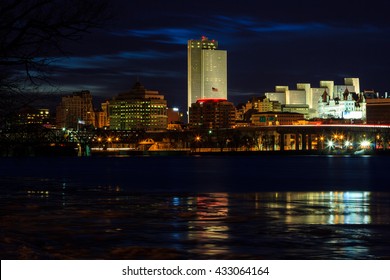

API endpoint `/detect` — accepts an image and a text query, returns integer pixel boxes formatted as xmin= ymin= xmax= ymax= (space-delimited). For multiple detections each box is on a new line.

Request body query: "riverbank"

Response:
xmin=2 ymin=143 xmax=388 ymax=157
xmin=91 ymin=148 xmax=386 ymax=157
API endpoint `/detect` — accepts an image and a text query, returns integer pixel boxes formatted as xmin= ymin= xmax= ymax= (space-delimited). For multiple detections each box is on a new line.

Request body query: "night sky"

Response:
xmin=51 ymin=0 xmax=390 ymax=110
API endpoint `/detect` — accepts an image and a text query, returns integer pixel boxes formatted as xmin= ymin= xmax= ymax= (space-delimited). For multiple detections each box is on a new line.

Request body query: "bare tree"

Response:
xmin=0 ymin=0 xmax=110 ymax=123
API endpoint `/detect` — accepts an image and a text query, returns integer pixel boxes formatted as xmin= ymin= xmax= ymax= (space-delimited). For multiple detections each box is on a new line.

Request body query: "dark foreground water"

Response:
xmin=1 ymin=155 xmax=390 ymax=259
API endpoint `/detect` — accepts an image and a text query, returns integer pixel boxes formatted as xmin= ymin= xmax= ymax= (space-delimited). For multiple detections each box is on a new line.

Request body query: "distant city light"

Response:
xmin=173 ymin=107 xmax=179 ymax=112
xmin=360 ymin=140 xmax=371 ymax=149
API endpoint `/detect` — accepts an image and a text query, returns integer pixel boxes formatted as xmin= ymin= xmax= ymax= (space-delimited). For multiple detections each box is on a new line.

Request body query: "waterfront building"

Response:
xmin=366 ymin=98 xmax=390 ymax=124
xmin=282 ymin=104 xmax=310 ymax=119
xmin=317 ymin=88 xmax=366 ymax=120
xmin=236 ymin=97 xmax=282 ymax=125
xmin=265 ymin=78 xmax=365 ymax=120
xmin=251 ymin=112 xmax=304 ymax=126
xmin=109 ymin=81 xmax=168 ymax=131
xmin=265 ymin=86 xmax=287 ymax=105
xmin=189 ymin=99 xmax=236 ymax=129
xmin=187 ymin=36 xmax=227 ymax=114
xmin=250 ymin=97 xmax=282 ymax=113
xmin=56 ymin=90 xmax=95 ymax=129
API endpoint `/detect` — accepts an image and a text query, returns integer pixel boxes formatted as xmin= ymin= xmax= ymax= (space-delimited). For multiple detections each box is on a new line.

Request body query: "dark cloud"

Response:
xmin=48 ymin=0 xmax=390 ymax=110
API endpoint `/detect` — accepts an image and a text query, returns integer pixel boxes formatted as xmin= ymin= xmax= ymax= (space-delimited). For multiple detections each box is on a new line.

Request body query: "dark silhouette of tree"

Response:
xmin=0 ymin=0 xmax=110 ymax=124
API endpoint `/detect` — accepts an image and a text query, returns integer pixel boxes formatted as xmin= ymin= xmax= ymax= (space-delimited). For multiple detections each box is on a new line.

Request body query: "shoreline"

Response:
xmin=2 ymin=143 xmax=389 ymax=157
xmin=90 ymin=148 xmax=388 ymax=157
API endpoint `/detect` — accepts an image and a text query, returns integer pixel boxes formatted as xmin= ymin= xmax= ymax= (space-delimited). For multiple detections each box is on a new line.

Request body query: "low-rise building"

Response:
xmin=15 ymin=106 xmax=50 ymax=126
xmin=189 ymin=99 xmax=236 ymax=129
xmin=282 ymin=104 xmax=310 ymax=119
xmin=366 ymin=98 xmax=390 ymax=124
xmin=251 ymin=112 xmax=304 ymax=126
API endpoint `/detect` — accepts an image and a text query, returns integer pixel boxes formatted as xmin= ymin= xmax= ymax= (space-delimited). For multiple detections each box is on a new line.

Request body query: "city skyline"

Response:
xmin=39 ymin=0 xmax=390 ymax=112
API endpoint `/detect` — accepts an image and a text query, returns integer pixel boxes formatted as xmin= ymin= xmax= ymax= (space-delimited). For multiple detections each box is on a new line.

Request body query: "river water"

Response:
xmin=1 ymin=155 xmax=390 ymax=259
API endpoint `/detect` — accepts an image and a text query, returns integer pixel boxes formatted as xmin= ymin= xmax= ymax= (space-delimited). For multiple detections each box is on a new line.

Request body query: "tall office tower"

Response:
xmin=187 ymin=36 xmax=227 ymax=114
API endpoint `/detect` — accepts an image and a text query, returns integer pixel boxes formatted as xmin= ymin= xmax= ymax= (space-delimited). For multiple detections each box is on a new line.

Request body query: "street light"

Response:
xmin=360 ymin=140 xmax=371 ymax=149
xmin=195 ymin=135 xmax=201 ymax=152
xmin=97 ymin=137 xmax=102 ymax=150
xmin=107 ymin=137 xmax=112 ymax=149
xmin=319 ymin=136 xmax=324 ymax=150
xmin=327 ymin=140 xmax=334 ymax=149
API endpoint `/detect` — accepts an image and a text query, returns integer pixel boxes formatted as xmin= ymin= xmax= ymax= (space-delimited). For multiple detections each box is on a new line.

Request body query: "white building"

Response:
xmin=286 ymin=89 xmax=306 ymax=104
xmin=265 ymin=78 xmax=365 ymax=120
xmin=187 ymin=36 xmax=227 ymax=114
xmin=318 ymin=88 xmax=366 ymax=120
xmin=265 ymin=86 xmax=288 ymax=105
xmin=320 ymin=81 xmax=334 ymax=99
xmin=345 ymin=78 xmax=360 ymax=94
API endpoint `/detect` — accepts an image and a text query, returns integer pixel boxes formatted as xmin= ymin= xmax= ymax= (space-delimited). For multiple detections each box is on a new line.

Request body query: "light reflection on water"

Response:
xmin=1 ymin=184 xmax=390 ymax=259
xmin=268 ymin=191 xmax=372 ymax=225
xmin=186 ymin=193 xmax=230 ymax=256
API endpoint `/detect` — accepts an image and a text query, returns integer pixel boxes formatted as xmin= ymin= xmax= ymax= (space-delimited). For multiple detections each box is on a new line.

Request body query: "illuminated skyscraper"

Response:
xmin=109 ymin=81 xmax=167 ymax=131
xmin=187 ymin=36 xmax=227 ymax=114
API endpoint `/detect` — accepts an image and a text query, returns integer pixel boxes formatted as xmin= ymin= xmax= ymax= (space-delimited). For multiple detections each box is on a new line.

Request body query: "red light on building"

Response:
xmin=196 ymin=98 xmax=227 ymax=104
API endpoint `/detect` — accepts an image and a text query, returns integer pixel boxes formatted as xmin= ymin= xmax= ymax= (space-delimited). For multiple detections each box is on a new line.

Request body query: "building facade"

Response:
xmin=14 ymin=106 xmax=50 ymax=126
xmin=366 ymin=98 xmax=390 ymax=124
xmin=56 ymin=90 xmax=95 ymax=129
xmin=189 ymin=99 xmax=236 ymax=129
xmin=282 ymin=104 xmax=310 ymax=119
xmin=187 ymin=36 xmax=227 ymax=113
xmin=317 ymin=88 xmax=366 ymax=120
xmin=251 ymin=112 xmax=305 ymax=126
xmin=95 ymin=101 xmax=110 ymax=128
xmin=109 ymin=81 xmax=168 ymax=131
xmin=265 ymin=78 xmax=365 ymax=120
